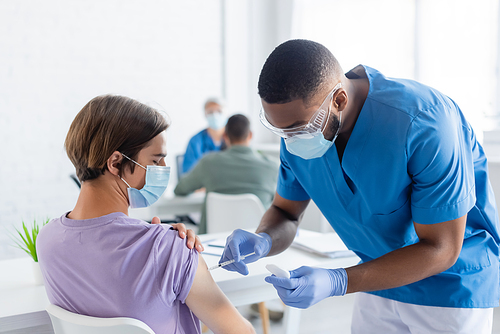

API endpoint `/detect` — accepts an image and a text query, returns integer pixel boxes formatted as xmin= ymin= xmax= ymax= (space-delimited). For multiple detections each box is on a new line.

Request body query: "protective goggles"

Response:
xmin=259 ymin=83 xmax=342 ymax=139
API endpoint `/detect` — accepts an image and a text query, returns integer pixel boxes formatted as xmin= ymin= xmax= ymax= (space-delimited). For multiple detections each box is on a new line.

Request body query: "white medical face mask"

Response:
xmin=284 ymin=109 xmax=341 ymax=159
xmin=283 ymin=84 xmax=342 ymax=160
xmin=120 ymin=154 xmax=170 ymax=208
xmin=206 ymin=112 xmax=226 ymax=130
xmin=285 ymin=131 xmax=335 ymax=160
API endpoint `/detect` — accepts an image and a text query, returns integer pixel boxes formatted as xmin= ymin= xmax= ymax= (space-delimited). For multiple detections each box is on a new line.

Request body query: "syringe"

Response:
xmin=208 ymin=252 xmax=256 ymax=271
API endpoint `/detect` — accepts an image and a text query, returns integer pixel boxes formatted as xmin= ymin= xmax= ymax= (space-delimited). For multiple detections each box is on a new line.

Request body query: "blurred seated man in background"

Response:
xmin=175 ymin=114 xmax=279 ymax=234
xmin=37 ymin=95 xmax=255 ymax=334
xmin=182 ymin=98 xmax=227 ymax=174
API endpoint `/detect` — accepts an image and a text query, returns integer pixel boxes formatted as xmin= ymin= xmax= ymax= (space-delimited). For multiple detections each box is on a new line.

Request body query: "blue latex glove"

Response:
xmin=265 ymin=266 xmax=348 ymax=309
xmin=219 ymin=229 xmax=272 ymax=275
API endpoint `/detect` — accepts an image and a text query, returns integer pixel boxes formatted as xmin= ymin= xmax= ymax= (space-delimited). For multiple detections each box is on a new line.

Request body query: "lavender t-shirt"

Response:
xmin=37 ymin=212 xmax=200 ymax=334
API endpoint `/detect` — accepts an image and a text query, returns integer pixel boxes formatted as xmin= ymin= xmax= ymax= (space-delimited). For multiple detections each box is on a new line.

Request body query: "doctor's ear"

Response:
xmin=334 ymin=89 xmax=348 ymax=112
xmin=107 ymin=151 xmax=123 ymax=176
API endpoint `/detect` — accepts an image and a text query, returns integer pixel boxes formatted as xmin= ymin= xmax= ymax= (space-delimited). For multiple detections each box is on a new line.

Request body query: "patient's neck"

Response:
xmin=68 ymin=174 xmax=129 ymax=220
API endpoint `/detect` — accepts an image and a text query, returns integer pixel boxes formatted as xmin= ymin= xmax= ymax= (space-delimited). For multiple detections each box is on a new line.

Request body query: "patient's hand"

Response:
xmin=152 ymin=217 xmax=204 ymax=252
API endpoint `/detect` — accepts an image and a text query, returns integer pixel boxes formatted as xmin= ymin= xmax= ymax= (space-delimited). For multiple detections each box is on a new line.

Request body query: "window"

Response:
xmin=291 ymin=0 xmax=499 ymax=133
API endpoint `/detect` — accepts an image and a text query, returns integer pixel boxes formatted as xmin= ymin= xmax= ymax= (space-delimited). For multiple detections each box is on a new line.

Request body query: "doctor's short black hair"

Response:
xmin=258 ymin=39 xmax=343 ymax=105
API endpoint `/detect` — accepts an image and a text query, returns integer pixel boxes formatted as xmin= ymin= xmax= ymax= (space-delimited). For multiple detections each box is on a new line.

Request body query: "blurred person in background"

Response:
xmin=182 ymin=97 xmax=227 ymax=174
xmin=175 ymin=114 xmax=278 ymax=235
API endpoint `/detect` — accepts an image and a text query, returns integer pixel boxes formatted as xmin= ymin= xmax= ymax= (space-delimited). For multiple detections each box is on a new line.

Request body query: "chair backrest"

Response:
xmin=206 ymin=192 xmax=266 ymax=234
xmin=46 ymin=304 xmax=155 ymax=334
xmin=176 ymin=154 xmax=184 ymax=180
xmin=70 ymin=174 xmax=81 ymax=189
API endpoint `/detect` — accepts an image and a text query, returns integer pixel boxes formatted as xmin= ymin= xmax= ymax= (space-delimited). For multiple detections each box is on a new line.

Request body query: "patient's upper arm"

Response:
xmin=185 ymin=254 xmax=255 ymax=334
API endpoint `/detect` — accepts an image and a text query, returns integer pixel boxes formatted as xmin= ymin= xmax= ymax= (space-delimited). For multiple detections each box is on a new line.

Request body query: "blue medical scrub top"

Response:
xmin=182 ymin=129 xmax=223 ymax=174
xmin=277 ymin=65 xmax=500 ymax=308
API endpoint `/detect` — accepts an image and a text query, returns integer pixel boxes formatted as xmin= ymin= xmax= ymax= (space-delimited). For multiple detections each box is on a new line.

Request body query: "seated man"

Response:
xmin=37 ymin=95 xmax=255 ymax=334
xmin=175 ymin=114 xmax=279 ymax=234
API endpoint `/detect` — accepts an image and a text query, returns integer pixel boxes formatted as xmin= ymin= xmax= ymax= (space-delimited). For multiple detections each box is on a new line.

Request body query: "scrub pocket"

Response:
xmin=445 ymin=230 xmax=491 ymax=273
xmin=371 ymin=198 xmax=415 ymax=248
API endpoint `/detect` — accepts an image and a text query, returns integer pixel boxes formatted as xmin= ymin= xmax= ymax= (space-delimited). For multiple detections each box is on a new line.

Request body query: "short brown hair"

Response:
xmin=65 ymin=95 xmax=169 ymax=182
xmin=225 ymin=114 xmax=250 ymax=143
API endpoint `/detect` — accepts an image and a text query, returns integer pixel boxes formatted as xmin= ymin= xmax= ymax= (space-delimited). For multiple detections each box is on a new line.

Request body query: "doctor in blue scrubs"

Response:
xmin=219 ymin=39 xmax=500 ymax=333
xmin=182 ymin=98 xmax=227 ymax=174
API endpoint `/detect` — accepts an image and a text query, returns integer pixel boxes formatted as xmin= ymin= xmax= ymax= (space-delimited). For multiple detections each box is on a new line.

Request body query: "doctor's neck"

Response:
xmin=207 ymin=127 xmax=225 ymax=145
xmin=337 ymin=76 xmax=369 ymax=139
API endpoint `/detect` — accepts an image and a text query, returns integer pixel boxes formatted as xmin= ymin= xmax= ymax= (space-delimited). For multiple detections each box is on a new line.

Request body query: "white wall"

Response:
xmin=291 ymin=0 xmax=499 ymax=136
xmin=223 ymin=0 xmax=295 ymax=146
xmin=0 ymin=0 xmax=226 ymax=260
xmin=0 ymin=0 xmax=293 ymax=260
xmin=5 ymin=0 xmax=494 ymax=261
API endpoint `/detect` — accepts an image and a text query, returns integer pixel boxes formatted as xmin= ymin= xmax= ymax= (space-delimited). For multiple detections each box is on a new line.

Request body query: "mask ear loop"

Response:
xmin=120 ymin=177 xmax=132 ymax=189
xmin=119 ymin=153 xmax=149 ymax=190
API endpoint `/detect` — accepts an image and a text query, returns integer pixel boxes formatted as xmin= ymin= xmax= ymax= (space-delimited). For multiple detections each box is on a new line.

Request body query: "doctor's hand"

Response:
xmin=265 ymin=266 xmax=348 ymax=309
xmin=219 ymin=229 xmax=272 ymax=275
xmin=154 ymin=217 xmax=203 ymax=252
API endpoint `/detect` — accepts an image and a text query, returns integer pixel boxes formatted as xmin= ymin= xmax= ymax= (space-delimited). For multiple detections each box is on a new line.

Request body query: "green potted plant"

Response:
xmin=9 ymin=218 xmax=49 ymax=285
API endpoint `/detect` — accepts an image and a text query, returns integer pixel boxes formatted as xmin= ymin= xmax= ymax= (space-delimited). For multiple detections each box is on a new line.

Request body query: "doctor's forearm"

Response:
xmin=345 ymin=215 xmax=466 ymax=294
xmin=344 ymin=240 xmax=459 ymax=294
xmin=255 ymin=205 xmax=300 ymax=256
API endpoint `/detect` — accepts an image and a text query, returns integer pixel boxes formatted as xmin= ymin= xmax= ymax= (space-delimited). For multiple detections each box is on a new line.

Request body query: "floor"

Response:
xmin=206 ymin=295 xmax=500 ymax=334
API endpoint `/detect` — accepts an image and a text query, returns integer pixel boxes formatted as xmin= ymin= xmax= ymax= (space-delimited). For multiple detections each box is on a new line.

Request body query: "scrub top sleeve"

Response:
xmin=174 ymin=159 xmax=206 ymax=196
xmin=407 ymin=104 xmax=475 ymax=225
xmin=277 ymin=140 xmax=310 ymax=201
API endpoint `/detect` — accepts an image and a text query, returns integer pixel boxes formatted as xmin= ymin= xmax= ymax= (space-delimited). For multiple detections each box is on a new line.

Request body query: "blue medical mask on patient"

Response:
xmin=120 ymin=153 xmax=170 ymax=208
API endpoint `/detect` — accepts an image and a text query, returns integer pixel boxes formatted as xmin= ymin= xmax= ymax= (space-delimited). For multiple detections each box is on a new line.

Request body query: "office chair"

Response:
xmin=206 ymin=192 xmax=265 ymax=234
xmin=46 ymin=304 xmax=155 ymax=334
xmin=70 ymin=174 xmax=81 ymax=189
xmin=173 ymin=154 xmax=199 ymax=225
xmin=205 ymin=192 xmax=271 ymax=334
xmin=175 ymin=154 xmax=185 ymax=180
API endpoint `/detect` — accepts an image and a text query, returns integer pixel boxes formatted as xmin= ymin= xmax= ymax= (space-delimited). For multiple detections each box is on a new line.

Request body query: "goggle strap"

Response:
xmin=259 ymin=81 xmax=341 ymax=139
xmin=121 ymin=153 xmax=147 ymax=171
